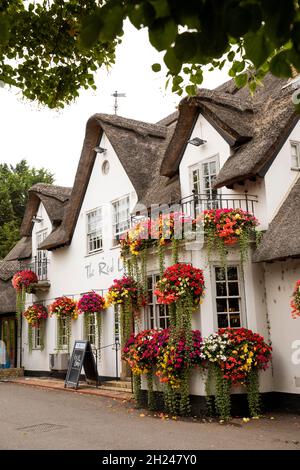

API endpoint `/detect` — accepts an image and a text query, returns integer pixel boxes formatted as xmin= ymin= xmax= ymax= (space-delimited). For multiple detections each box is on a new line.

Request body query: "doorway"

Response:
xmin=0 ymin=316 xmax=17 ymax=368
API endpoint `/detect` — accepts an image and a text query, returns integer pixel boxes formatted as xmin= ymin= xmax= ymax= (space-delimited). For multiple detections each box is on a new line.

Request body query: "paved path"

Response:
xmin=7 ymin=377 xmax=132 ymax=400
xmin=0 ymin=382 xmax=300 ymax=450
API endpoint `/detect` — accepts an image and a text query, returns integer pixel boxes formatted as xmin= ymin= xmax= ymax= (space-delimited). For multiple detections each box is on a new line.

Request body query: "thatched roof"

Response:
xmin=20 ymin=183 xmax=72 ymax=237
xmin=4 ymin=237 xmax=32 ymax=262
xmin=0 ymin=279 xmax=15 ymax=313
xmin=0 ymin=260 xmax=20 ymax=281
xmin=39 ymin=113 xmax=178 ymax=251
xmin=0 ymin=260 xmax=19 ymax=314
xmin=160 ymin=74 xmax=296 ymax=187
xmin=136 ymin=127 xmax=181 ymax=209
xmin=253 ymin=177 xmax=300 ymax=262
xmin=156 ymin=111 xmax=179 ymax=127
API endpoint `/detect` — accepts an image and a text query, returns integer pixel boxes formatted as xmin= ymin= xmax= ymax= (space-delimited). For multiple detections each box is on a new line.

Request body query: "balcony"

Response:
xmin=19 ymin=257 xmax=50 ymax=292
xmin=180 ymin=191 xmax=258 ymax=219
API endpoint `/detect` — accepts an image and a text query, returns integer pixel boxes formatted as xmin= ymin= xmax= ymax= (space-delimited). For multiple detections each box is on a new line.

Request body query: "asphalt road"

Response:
xmin=0 ymin=382 xmax=300 ymax=450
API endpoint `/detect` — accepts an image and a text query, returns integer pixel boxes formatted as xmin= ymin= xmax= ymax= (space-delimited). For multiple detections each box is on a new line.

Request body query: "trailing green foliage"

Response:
xmin=246 ymin=368 xmax=261 ymax=417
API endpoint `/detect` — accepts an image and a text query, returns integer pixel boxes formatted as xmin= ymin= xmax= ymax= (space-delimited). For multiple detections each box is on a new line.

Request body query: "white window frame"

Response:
xmin=86 ymin=207 xmax=103 ymax=255
xmin=189 ymin=155 xmax=220 ymax=212
xmin=33 ymin=324 xmax=42 ymax=350
xmin=86 ymin=312 xmax=97 ymax=346
xmin=112 ymin=195 xmax=130 ymax=246
xmin=211 ymin=265 xmax=247 ymax=330
xmin=145 ymin=274 xmax=170 ymax=330
xmin=290 ymin=141 xmax=300 ymax=169
xmin=57 ymin=318 xmax=68 ymax=349
xmin=36 ymin=229 xmax=48 ymax=278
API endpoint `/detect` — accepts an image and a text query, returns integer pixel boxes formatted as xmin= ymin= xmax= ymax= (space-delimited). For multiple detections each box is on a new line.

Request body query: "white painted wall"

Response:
xmin=179 ymin=114 xmax=230 ymax=200
xmin=264 ymin=259 xmax=300 ymax=395
xmin=265 ymin=121 xmax=300 ymax=223
xmin=23 ymin=131 xmax=138 ymax=378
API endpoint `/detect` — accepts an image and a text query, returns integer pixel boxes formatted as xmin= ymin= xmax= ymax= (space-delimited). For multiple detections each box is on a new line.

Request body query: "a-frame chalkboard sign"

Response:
xmin=64 ymin=340 xmax=99 ymax=389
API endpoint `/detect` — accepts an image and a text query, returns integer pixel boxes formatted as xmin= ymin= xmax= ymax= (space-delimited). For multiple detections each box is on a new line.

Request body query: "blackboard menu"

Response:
xmin=64 ymin=340 xmax=99 ymax=389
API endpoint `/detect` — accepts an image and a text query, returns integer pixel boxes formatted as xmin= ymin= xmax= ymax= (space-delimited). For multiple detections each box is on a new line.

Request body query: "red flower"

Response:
xmin=155 ymin=263 xmax=205 ymax=306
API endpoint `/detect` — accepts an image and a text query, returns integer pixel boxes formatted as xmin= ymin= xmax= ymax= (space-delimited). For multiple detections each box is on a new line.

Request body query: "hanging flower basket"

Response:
xmin=49 ymin=296 xmax=78 ymax=352
xmin=12 ymin=270 xmax=38 ymax=291
xmin=120 ymin=212 xmax=194 ymax=258
xmin=106 ymin=276 xmax=147 ymax=353
xmin=120 ymin=219 xmax=153 ymax=257
xmin=156 ymin=330 xmax=203 ymax=388
xmin=49 ymin=296 xmax=78 ymax=319
xmin=106 ymin=276 xmax=146 ymax=309
xmin=291 ymin=280 xmax=300 ymax=319
xmin=123 ymin=328 xmax=169 ymax=375
xmin=201 ymin=328 xmax=272 ymax=419
xmin=23 ymin=304 xmax=48 ymax=353
xmin=199 ymin=208 xmax=259 ymax=265
xmin=23 ymin=304 xmax=48 ymax=327
xmin=154 ymin=263 xmax=205 ymax=306
xmin=12 ymin=270 xmax=38 ymax=325
xmin=78 ymin=292 xmax=106 ymax=351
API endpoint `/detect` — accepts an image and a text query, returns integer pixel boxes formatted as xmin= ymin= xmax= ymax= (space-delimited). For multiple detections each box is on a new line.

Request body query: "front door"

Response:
xmin=0 ymin=317 xmax=17 ymax=368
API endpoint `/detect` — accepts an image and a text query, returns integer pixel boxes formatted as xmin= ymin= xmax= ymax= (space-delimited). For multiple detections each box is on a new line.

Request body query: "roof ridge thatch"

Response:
xmin=156 ymin=111 xmax=179 ymax=127
xmin=94 ymin=113 xmax=167 ymax=139
xmin=29 ymin=183 xmax=72 ymax=202
xmin=192 ymin=88 xmax=254 ymax=112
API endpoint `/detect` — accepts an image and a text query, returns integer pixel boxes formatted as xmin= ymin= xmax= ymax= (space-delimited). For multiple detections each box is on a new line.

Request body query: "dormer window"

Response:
xmin=189 ymin=155 xmax=219 ymax=211
xmin=291 ymin=141 xmax=300 ymax=169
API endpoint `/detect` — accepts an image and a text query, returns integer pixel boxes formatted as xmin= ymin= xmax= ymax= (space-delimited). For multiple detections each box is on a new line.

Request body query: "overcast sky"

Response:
xmin=0 ymin=22 xmax=230 ymax=187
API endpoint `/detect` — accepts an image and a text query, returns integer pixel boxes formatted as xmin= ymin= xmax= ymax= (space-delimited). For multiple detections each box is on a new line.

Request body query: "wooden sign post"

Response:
xmin=64 ymin=340 xmax=99 ymax=389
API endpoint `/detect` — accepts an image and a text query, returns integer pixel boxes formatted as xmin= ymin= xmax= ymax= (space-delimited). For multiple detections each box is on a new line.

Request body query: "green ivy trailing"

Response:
xmin=213 ymin=366 xmax=232 ymax=421
xmin=158 ymin=243 xmax=165 ymax=278
xmin=27 ymin=323 xmax=33 ymax=353
xmin=146 ymin=372 xmax=155 ymax=411
xmin=246 ymin=369 xmax=261 ymax=417
xmin=16 ymin=287 xmax=26 ymax=330
xmin=133 ymin=373 xmax=143 ymax=407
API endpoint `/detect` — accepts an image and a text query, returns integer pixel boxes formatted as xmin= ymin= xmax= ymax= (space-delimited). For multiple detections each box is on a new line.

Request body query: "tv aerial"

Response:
xmin=111 ymin=90 xmax=126 ymax=115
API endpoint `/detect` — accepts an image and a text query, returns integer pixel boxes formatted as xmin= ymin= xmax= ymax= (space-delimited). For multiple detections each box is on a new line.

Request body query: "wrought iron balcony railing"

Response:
xmin=180 ymin=191 xmax=258 ymax=219
xmin=132 ymin=191 xmax=258 ymax=223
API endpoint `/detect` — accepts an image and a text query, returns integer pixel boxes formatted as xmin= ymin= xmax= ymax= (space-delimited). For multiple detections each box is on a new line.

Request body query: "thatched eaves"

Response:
xmin=160 ymin=88 xmax=254 ymax=178
xmin=20 ymin=183 xmax=72 ymax=237
xmin=0 ymin=278 xmax=16 ymax=313
xmin=0 ymin=260 xmax=20 ymax=314
xmin=160 ymin=75 xmax=295 ymax=186
xmin=214 ymin=84 xmax=298 ymax=188
xmin=253 ymin=177 xmax=300 ymax=262
xmin=156 ymin=111 xmax=179 ymax=127
xmin=4 ymin=237 xmax=32 ymax=262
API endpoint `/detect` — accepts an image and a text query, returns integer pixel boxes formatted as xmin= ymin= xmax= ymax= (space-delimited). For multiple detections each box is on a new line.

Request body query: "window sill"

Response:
xmin=110 ymin=244 xmax=121 ymax=250
xmin=84 ymin=249 xmax=104 ymax=258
